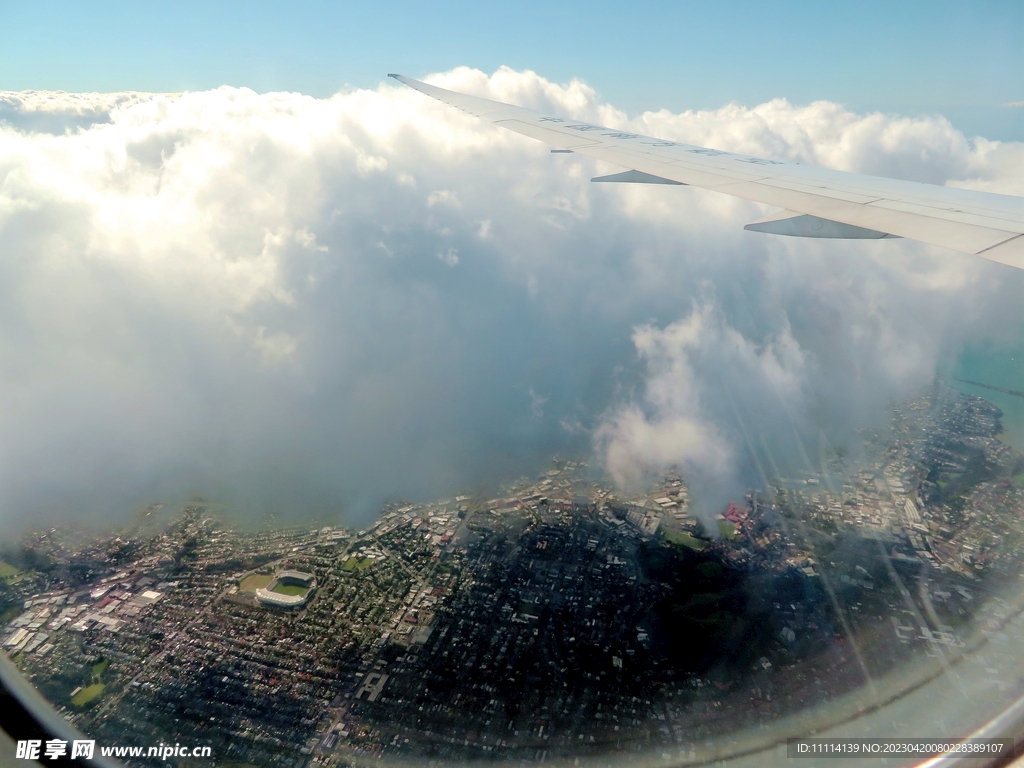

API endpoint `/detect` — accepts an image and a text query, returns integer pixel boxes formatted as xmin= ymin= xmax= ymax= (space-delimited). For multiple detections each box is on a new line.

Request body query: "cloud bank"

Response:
xmin=1 ymin=66 xmax=1022 ymax=529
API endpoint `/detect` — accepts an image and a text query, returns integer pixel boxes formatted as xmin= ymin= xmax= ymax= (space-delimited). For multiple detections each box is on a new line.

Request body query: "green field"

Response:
xmin=270 ymin=582 xmax=309 ymax=596
xmin=664 ymin=530 xmax=706 ymax=550
xmin=238 ymin=574 xmax=273 ymax=593
xmin=71 ymin=683 xmax=105 ymax=708
xmin=341 ymin=556 xmax=374 ymax=572
xmin=6 ymin=570 xmax=32 ymax=585
xmin=718 ymin=521 xmax=740 ymax=541
xmin=0 ymin=606 xmax=22 ymax=625
xmin=92 ymin=659 xmax=109 ymax=678
xmin=0 ymin=560 xmax=19 ymax=578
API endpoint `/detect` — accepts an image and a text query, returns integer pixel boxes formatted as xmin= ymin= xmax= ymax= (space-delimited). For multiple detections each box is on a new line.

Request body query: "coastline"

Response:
xmin=952 ymin=342 xmax=1024 ymax=453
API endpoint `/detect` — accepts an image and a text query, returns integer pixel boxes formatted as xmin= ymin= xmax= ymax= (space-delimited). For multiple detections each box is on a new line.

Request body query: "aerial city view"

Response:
xmin=3 ymin=383 xmax=1023 ymax=764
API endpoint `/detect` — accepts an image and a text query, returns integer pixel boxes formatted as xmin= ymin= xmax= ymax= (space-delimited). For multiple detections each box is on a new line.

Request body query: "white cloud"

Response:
xmin=529 ymin=388 xmax=549 ymax=421
xmin=355 ymin=153 xmax=388 ymax=177
xmin=427 ymin=189 xmax=462 ymax=208
xmin=0 ymin=69 xmax=1022 ymax=527
xmin=437 ymin=248 xmax=459 ymax=267
xmin=595 ymin=302 xmax=808 ymax=514
xmin=596 ymin=307 xmax=733 ymax=492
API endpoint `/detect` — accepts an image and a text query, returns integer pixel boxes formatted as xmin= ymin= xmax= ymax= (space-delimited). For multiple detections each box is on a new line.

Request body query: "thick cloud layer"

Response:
xmin=1 ymin=66 xmax=1023 ymax=529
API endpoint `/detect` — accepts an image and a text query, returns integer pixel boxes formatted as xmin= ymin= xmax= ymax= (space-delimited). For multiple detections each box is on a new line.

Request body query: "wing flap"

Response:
xmin=977 ymin=235 xmax=1024 ymax=269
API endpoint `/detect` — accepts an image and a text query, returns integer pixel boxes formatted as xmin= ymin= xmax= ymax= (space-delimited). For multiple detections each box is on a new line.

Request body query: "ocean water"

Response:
xmin=952 ymin=340 xmax=1024 ymax=452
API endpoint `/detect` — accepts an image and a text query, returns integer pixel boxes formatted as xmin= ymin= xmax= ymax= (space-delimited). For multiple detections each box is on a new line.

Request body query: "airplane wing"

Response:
xmin=390 ymin=74 xmax=1024 ymax=270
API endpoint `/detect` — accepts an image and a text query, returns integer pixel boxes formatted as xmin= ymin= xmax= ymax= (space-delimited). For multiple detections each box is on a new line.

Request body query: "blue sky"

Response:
xmin=2 ymin=0 xmax=1022 ymax=138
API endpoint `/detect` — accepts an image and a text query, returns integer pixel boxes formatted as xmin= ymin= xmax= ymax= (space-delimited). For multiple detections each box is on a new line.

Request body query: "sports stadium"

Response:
xmin=254 ymin=570 xmax=316 ymax=609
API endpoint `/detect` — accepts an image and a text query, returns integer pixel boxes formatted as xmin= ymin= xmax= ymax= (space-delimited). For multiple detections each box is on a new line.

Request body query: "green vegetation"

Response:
xmin=238 ymin=573 xmax=273 ymax=593
xmin=270 ymin=582 xmax=309 ymax=596
xmin=342 ymin=556 xmax=374 ymax=572
xmin=0 ymin=560 xmax=19 ymax=579
xmin=936 ymin=446 xmax=996 ymax=511
xmin=663 ymin=529 xmax=706 ymax=550
xmin=695 ymin=561 xmax=724 ymax=580
xmin=0 ymin=605 xmax=21 ymax=624
xmin=5 ymin=571 xmax=32 ymax=586
xmin=71 ymin=683 xmax=105 ymax=708
xmin=37 ymin=653 xmax=112 ymax=709
xmin=718 ymin=521 xmax=740 ymax=541
xmin=639 ymin=542 xmax=801 ymax=675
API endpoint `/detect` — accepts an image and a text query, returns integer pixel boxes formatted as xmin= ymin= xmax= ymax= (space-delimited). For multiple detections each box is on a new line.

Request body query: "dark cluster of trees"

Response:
xmin=639 ymin=542 xmax=815 ymax=677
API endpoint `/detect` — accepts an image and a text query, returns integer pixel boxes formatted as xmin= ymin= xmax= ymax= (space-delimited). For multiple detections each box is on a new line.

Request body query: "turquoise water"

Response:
xmin=952 ymin=339 xmax=1024 ymax=452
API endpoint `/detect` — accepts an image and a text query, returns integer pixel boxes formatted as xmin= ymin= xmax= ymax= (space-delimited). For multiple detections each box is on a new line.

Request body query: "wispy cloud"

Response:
xmin=1003 ymin=101 xmax=1024 ymax=108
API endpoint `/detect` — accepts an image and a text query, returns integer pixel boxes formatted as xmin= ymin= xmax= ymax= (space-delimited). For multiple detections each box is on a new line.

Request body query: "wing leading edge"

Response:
xmin=390 ymin=74 xmax=1024 ymax=270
